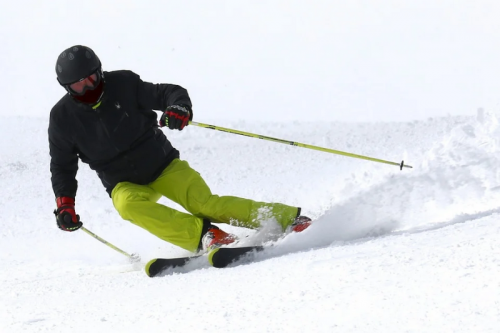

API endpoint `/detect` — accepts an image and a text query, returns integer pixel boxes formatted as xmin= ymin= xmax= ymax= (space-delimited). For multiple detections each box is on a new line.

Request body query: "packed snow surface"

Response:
xmin=1 ymin=111 xmax=499 ymax=332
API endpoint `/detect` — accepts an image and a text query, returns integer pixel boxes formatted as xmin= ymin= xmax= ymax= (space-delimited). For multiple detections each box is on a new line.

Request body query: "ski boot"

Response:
xmin=200 ymin=222 xmax=237 ymax=251
xmin=290 ymin=215 xmax=312 ymax=233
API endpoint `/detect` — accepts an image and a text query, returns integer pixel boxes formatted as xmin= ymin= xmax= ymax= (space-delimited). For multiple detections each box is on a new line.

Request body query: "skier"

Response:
xmin=49 ymin=45 xmax=312 ymax=254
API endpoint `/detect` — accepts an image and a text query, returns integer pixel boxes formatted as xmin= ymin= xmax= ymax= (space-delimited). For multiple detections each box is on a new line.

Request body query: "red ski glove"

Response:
xmin=159 ymin=105 xmax=191 ymax=130
xmin=54 ymin=197 xmax=83 ymax=232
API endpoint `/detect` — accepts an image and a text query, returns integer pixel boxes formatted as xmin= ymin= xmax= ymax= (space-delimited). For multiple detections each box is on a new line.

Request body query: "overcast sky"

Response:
xmin=2 ymin=0 xmax=500 ymax=122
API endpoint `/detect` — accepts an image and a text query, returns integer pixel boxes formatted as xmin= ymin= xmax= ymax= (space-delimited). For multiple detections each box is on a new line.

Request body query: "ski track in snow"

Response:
xmin=1 ymin=113 xmax=499 ymax=332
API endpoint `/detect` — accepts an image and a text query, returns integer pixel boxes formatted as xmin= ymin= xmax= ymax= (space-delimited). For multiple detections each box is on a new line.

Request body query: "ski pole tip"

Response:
xmin=400 ymin=160 xmax=413 ymax=170
xmin=130 ymin=253 xmax=141 ymax=263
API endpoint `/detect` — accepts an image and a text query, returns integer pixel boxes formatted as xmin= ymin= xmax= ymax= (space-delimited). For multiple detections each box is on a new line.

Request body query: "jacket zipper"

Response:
xmin=96 ymin=110 xmax=139 ymax=176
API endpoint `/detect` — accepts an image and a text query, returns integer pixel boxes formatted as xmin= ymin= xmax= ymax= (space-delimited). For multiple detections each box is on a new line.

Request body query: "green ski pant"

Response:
xmin=111 ymin=159 xmax=299 ymax=252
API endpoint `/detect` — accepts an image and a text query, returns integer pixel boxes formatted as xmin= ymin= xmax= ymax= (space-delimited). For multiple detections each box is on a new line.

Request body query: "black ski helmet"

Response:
xmin=56 ymin=45 xmax=101 ymax=85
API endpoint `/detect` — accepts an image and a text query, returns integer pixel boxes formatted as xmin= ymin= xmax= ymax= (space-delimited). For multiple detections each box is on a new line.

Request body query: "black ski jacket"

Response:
xmin=48 ymin=70 xmax=192 ymax=198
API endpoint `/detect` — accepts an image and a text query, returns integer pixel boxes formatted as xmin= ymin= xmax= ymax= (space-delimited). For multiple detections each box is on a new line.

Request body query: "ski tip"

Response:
xmin=144 ymin=258 xmax=158 ymax=278
xmin=207 ymin=248 xmax=220 ymax=267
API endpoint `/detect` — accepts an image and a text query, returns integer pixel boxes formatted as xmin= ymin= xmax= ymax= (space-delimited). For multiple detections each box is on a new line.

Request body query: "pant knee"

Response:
xmin=184 ymin=194 xmax=215 ymax=217
xmin=112 ymin=184 xmax=160 ymax=220
xmin=113 ymin=197 xmax=134 ymax=219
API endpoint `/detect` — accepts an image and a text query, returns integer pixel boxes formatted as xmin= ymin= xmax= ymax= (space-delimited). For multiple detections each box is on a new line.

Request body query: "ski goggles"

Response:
xmin=67 ymin=71 xmax=101 ymax=96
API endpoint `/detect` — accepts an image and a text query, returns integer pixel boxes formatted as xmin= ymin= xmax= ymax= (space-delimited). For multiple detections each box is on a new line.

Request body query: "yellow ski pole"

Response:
xmin=189 ymin=121 xmax=412 ymax=169
xmin=80 ymin=226 xmax=141 ymax=262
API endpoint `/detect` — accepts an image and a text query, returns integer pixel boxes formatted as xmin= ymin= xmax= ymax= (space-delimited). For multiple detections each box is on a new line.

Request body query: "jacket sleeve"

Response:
xmin=48 ymin=112 xmax=79 ymax=198
xmin=134 ymin=72 xmax=193 ymax=119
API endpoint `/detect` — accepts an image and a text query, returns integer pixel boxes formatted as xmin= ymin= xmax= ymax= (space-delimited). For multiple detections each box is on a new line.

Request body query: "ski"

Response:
xmin=145 ymin=246 xmax=265 ymax=277
xmin=145 ymin=255 xmax=202 ymax=277
xmin=144 ymin=216 xmax=312 ymax=276
xmin=208 ymin=246 xmax=264 ymax=268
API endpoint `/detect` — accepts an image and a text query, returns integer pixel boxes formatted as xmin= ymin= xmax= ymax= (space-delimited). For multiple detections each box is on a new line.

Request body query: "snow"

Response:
xmin=1 ymin=112 xmax=500 ymax=332
xmin=2 ymin=1 xmax=500 ymax=332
